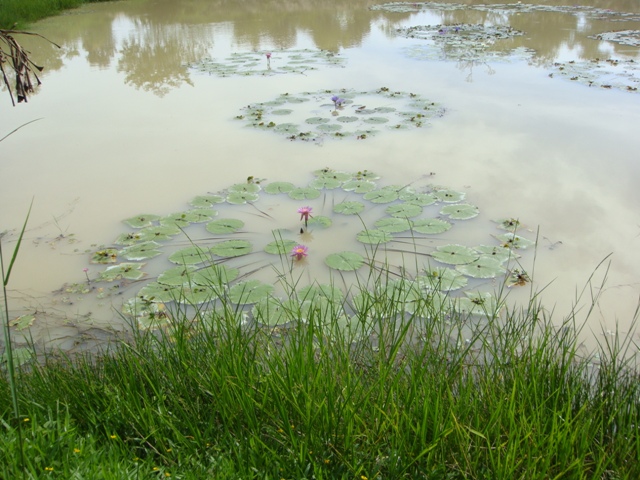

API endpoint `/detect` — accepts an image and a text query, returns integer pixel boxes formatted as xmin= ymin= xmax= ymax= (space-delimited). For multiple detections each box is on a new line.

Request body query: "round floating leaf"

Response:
xmin=399 ymin=191 xmax=436 ymax=206
xmin=136 ymin=283 xmax=179 ymax=303
xmin=363 ymin=189 xmax=399 ymax=203
xmin=210 ymin=239 xmax=252 ymax=257
xmin=265 ymin=239 xmax=298 ymax=255
xmin=496 ymin=233 xmax=535 ymax=249
xmin=363 ymin=116 xmax=389 ymax=124
xmin=337 ymin=116 xmax=359 ymax=123
xmin=192 ymin=264 xmax=239 ymax=286
xmin=190 ymin=195 xmax=225 ymax=208
xmin=306 ymin=117 xmax=329 ymax=124
xmin=317 ymin=124 xmax=343 ymax=132
xmin=265 ymin=182 xmax=296 ymax=194
xmin=187 ymin=209 xmax=218 ymax=223
xmin=374 ymin=106 xmax=396 ymax=113
xmin=274 ymin=123 xmax=298 ymax=134
xmin=431 ymin=244 xmax=478 ymax=265
xmin=206 ymin=218 xmax=244 ymax=234
xmin=354 ymin=170 xmax=381 ymax=180
xmin=91 ymin=249 xmax=118 ymax=264
xmin=158 ymin=265 xmax=197 ymax=286
xmin=494 ymin=218 xmax=522 ymax=231
xmin=137 ymin=224 xmax=181 ymax=241
xmin=178 ymin=286 xmax=218 ymax=305
xmin=97 ymin=263 xmax=146 ymax=282
xmin=310 ymin=177 xmax=342 ymax=189
xmin=356 ymin=229 xmax=393 ymax=244
xmin=457 ymin=292 xmax=501 ymax=317
xmin=456 ymin=257 xmax=506 ymax=279
xmin=412 ymin=218 xmax=452 ymax=234
xmin=169 ymin=246 xmax=211 ymax=265
xmin=229 ymin=183 xmax=261 ymax=194
xmin=341 ymin=180 xmax=377 ymax=193
xmin=227 ymin=191 xmax=259 ymax=204
xmin=374 ymin=217 xmax=413 ymax=233
xmin=119 ymin=241 xmax=162 ymax=261
xmin=307 ymin=215 xmax=332 ymax=228
xmin=297 ymin=284 xmax=344 ymax=302
xmin=252 ymin=298 xmax=291 ymax=326
xmin=113 ymin=232 xmax=144 ymax=245
xmin=313 ymin=169 xmax=352 ymax=182
xmin=9 ymin=314 xmax=36 ymax=330
xmin=123 ymin=214 xmax=161 ymax=229
xmin=160 ymin=213 xmax=193 ymax=228
xmin=385 ymin=203 xmax=423 ymax=218
xmin=418 ymin=268 xmax=468 ymax=292
xmin=440 ymin=203 xmax=479 ymax=220
xmin=228 ymin=280 xmax=274 ymax=305
xmin=272 ymin=109 xmax=293 ymax=115
xmin=288 ymin=187 xmax=321 ymax=200
xmin=474 ymin=245 xmax=516 ymax=263
xmin=334 ymin=201 xmax=365 ymax=215
xmin=434 ymin=190 xmax=466 ymax=203
xmin=325 ymin=251 xmax=365 ymax=271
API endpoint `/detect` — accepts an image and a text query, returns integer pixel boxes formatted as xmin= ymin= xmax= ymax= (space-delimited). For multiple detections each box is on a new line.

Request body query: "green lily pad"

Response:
xmin=334 ymin=201 xmax=365 ymax=215
xmin=137 ymin=224 xmax=181 ymax=241
xmin=434 ymin=189 xmax=466 ymax=203
xmin=272 ymin=109 xmax=293 ymax=115
xmin=306 ymin=117 xmax=329 ymax=124
xmin=314 ymin=169 xmax=353 ymax=181
xmin=264 ymin=182 xmax=296 ymax=194
xmin=431 ymin=244 xmax=478 ymax=265
xmin=456 ymin=292 xmax=501 ymax=317
xmin=206 ymin=218 xmax=245 ymax=234
xmin=210 ymin=239 xmax=252 ymax=257
xmin=341 ymin=180 xmax=377 ymax=193
xmin=356 ymin=229 xmax=393 ymax=244
xmin=119 ymin=241 xmax=162 ymax=261
xmin=5 ymin=347 xmax=33 ymax=366
xmin=186 ymin=209 xmax=218 ymax=223
xmin=317 ymin=124 xmax=343 ymax=132
xmin=123 ymin=214 xmax=161 ymax=229
xmin=374 ymin=217 xmax=413 ymax=233
xmin=440 ymin=204 xmax=479 ymax=220
xmin=363 ymin=188 xmax=399 ymax=203
xmin=226 ymin=191 xmax=259 ymax=204
xmin=9 ymin=314 xmax=36 ymax=330
xmin=310 ymin=177 xmax=342 ymax=189
xmin=178 ymin=286 xmax=218 ymax=305
xmin=418 ymin=268 xmax=468 ymax=291
xmin=474 ymin=245 xmax=516 ymax=263
xmin=325 ymin=251 xmax=365 ymax=271
xmin=228 ymin=280 xmax=274 ymax=305
xmin=190 ymin=195 xmax=225 ymax=208
xmin=307 ymin=215 xmax=332 ymax=228
xmin=169 ymin=246 xmax=211 ymax=265
xmin=494 ymin=218 xmax=522 ymax=231
xmin=385 ymin=203 xmax=423 ymax=218
xmin=192 ymin=264 xmax=239 ymax=286
xmin=97 ymin=263 xmax=146 ymax=282
xmin=161 ymin=211 xmax=212 ymax=227
xmin=252 ymin=298 xmax=291 ymax=326
xmin=496 ymin=233 xmax=535 ymax=249
xmin=274 ymin=123 xmax=299 ymax=134
xmin=337 ymin=116 xmax=359 ymax=123
xmin=363 ymin=116 xmax=389 ymax=124
xmin=399 ymin=191 xmax=436 ymax=206
xmin=91 ymin=249 xmax=118 ymax=264
xmin=265 ymin=239 xmax=298 ymax=255
xmin=229 ymin=183 xmax=261 ymax=194
xmin=113 ymin=232 xmax=144 ymax=246
xmin=297 ymin=284 xmax=344 ymax=302
xmin=456 ymin=257 xmax=506 ymax=279
xmin=137 ymin=282 xmax=180 ymax=303
xmin=288 ymin=187 xmax=321 ymax=200
xmin=157 ymin=265 xmax=197 ymax=286
xmin=412 ymin=218 xmax=452 ymax=234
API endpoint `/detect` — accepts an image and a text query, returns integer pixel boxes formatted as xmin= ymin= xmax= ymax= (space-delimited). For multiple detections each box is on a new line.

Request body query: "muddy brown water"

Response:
xmin=1 ymin=0 xmax=639 ymax=356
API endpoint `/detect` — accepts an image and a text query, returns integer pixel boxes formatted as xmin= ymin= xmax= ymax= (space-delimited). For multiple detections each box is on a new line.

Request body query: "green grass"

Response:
xmin=1 ymin=277 xmax=639 ymax=479
xmin=0 ymin=0 xmax=112 ymax=29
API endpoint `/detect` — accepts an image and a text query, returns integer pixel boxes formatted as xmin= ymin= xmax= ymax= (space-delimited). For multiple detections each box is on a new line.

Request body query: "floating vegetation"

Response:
xmin=188 ymin=49 xmax=345 ymax=77
xmin=590 ymin=30 xmax=640 ymax=47
xmin=370 ymin=2 xmax=640 ymax=22
xmin=85 ymin=169 xmax=534 ymax=331
xmin=237 ymin=88 xmax=446 ymax=142
xmin=548 ymin=58 xmax=640 ymax=93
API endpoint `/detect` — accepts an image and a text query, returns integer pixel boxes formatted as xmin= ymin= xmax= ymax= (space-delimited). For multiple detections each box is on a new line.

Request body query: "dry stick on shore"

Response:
xmin=0 ymin=29 xmax=60 ymax=105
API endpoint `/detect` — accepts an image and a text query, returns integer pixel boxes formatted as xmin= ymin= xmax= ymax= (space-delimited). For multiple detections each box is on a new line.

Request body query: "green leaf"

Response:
xmin=334 ymin=201 xmax=364 ymax=215
xmin=137 ymin=282 xmax=180 ymax=303
xmin=123 ymin=214 xmax=161 ymax=228
xmin=206 ymin=218 xmax=244 ymax=234
xmin=418 ymin=268 xmax=468 ymax=291
xmin=363 ymin=189 xmax=399 ymax=203
xmin=297 ymin=284 xmax=344 ymax=302
xmin=356 ymin=229 xmax=393 ymax=244
xmin=341 ymin=180 xmax=377 ymax=193
xmin=228 ymin=280 xmax=274 ymax=304
xmin=495 ymin=233 xmax=535 ymax=249
xmin=431 ymin=244 xmax=478 ymax=265
xmin=440 ymin=203 xmax=479 ymax=220
xmin=97 ymin=263 xmax=146 ymax=282
xmin=310 ymin=177 xmax=342 ymax=189
xmin=325 ymin=251 xmax=365 ymax=271
xmin=264 ymin=182 xmax=296 ymax=194
xmin=190 ymin=195 xmax=225 ymax=208
xmin=227 ymin=191 xmax=259 ymax=204
xmin=178 ymin=286 xmax=218 ymax=305
xmin=168 ymin=246 xmax=211 ymax=265
xmin=136 ymin=224 xmax=181 ymax=241
xmin=385 ymin=203 xmax=423 ymax=218
xmin=229 ymin=183 xmax=261 ymax=193
xmin=399 ymin=191 xmax=436 ymax=206
xmin=252 ymin=298 xmax=291 ymax=326
xmin=264 ymin=239 xmax=298 ymax=255
xmin=91 ymin=249 xmax=118 ymax=264
xmin=434 ymin=189 xmax=466 ymax=203
xmin=374 ymin=217 xmax=413 ymax=233
xmin=288 ymin=187 xmax=321 ymax=200
xmin=119 ymin=241 xmax=162 ymax=261
xmin=412 ymin=218 xmax=452 ymax=234
xmin=456 ymin=257 xmax=506 ymax=279
xmin=157 ymin=266 xmax=197 ymax=286
xmin=210 ymin=239 xmax=252 ymax=257
xmin=474 ymin=245 xmax=517 ymax=263
xmin=9 ymin=314 xmax=35 ymax=330
xmin=307 ymin=215 xmax=332 ymax=228
xmin=192 ymin=264 xmax=239 ymax=286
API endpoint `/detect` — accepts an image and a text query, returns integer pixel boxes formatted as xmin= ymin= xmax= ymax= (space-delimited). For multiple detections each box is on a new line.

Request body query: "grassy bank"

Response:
xmin=1 ymin=282 xmax=639 ymax=479
xmin=0 ymin=0 xmax=112 ymax=29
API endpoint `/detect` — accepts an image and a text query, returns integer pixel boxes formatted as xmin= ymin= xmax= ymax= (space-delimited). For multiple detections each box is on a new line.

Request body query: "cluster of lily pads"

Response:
xmin=88 ymin=169 xmax=534 ymax=330
xmin=188 ymin=49 xmax=345 ymax=77
xmin=370 ymin=2 xmax=640 ymax=22
xmin=236 ymin=88 xmax=446 ymax=142
xmin=548 ymin=58 xmax=639 ymax=92
xmin=589 ymin=30 xmax=640 ymax=48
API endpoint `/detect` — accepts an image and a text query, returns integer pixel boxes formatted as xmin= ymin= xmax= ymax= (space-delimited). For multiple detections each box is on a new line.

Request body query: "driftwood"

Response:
xmin=0 ymin=29 xmax=60 ymax=106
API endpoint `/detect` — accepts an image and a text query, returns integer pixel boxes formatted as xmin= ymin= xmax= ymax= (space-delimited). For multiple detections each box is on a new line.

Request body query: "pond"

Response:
xmin=1 ymin=0 xmax=639 ymax=356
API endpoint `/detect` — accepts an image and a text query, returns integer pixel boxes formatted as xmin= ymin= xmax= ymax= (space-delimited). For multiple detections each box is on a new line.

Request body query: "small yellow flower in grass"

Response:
xmin=361 ymin=476 xmax=368 ymax=480
xmin=324 ymin=459 xmax=330 ymax=464
xmin=23 ymin=418 xmax=30 ymax=422
xmin=73 ymin=448 xmax=81 ymax=453
xmin=152 ymin=467 xmax=159 ymax=471
xmin=133 ymin=457 xmax=139 ymax=461
xmin=110 ymin=434 xmax=117 ymax=439
xmin=164 ymin=473 xmax=171 ymax=477
xmin=45 ymin=467 xmax=53 ymax=472
xmin=277 ymin=428 xmax=284 ymax=433
xmin=166 ymin=448 xmax=172 ymax=452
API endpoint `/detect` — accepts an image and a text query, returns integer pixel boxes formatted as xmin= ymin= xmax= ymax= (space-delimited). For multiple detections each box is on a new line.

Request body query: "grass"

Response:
xmin=0 ymin=0 xmax=112 ymax=29
xmin=1 ymin=267 xmax=639 ymax=479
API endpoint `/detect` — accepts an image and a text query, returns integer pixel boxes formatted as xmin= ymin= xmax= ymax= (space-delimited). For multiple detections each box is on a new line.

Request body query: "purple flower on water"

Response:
xmin=266 ymin=52 xmax=272 ymax=59
xmin=291 ymin=245 xmax=308 ymax=261
xmin=331 ymin=95 xmax=339 ymax=102
xmin=297 ymin=206 xmax=313 ymax=226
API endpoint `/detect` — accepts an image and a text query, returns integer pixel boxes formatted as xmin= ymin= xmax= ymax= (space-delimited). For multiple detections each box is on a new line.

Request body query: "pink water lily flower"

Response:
xmin=291 ymin=245 xmax=308 ymax=261
xmin=297 ymin=206 xmax=313 ymax=226
xmin=266 ymin=52 xmax=272 ymax=59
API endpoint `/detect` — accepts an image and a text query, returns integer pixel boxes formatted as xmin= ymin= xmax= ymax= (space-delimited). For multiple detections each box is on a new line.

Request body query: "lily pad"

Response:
xmin=341 ymin=179 xmax=377 ymax=193
xmin=119 ymin=241 xmax=163 ymax=261
xmin=190 ymin=195 xmax=225 ymax=208
xmin=374 ymin=217 xmax=413 ymax=233
xmin=356 ymin=229 xmax=393 ymax=244
xmin=228 ymin=280 xmax=274 ymax=305
xmin=192 ymin=264 xmax=239 ymax=286
xmin=123 ymin=214 xmax=161 ymax=229
xmin=456 ymin=257 xmax=506 ymax=279
xmin=496 ymin=233 xmax=535 ymax=249
xmin=431 ymin=244 xmax=478 ymax=265
xmin=137 ymin=224 xmax=181 ymax=241
xmin=334 ymin=201 xmax=365 ymax=215
xmin=97 ymin=263 xmax=146 ymax=282
xmin=288 ymin=187 xmax=321 ymax=200
xmin=363 ymin=189 xmax=399 ymax=204
xmin=412 ymin=218 xmax=452 ymax=234
xmin=264 ymin=182 xmax=296 ymax=194
xmin=418 ymin=268 xmax=468 ymax=291
xmin=157 ymin=265 xmax=197 ymax=286
xmin=9 ymin=314 xmax=36 ymax=330
xmin=314 ymin=169 xmax=353 ymax=181
xmin=440 ymin=204 xmax=479 ymax=220
xmin=337 ymin=116 xmax=359 ymax=123
xmin=265 ymin=239 xmax=298 ymax=255
xmin=206 ymin=218 xmax=245 ymax=234
xmin=385 ymin=203 xmax=423 ymax=218
xmin=169 ymin=246 xmax=211 ymax=265
xmin=251 ymin=298 xmax=292 ymax=326
xmin=137 ymin=282 xmax=180 ymax=303
xmin=434 ymin=189 xmax=466 ymax=203
xmin=307 ymin=215 xmax=332 ymax=228
xmin=474 ymin=245 xmax=516 ymax=263
xmin=363 ymin=116 xmax=389 ymax=124
xmin=229 ymin=183 xmax=261 ymax=194
xmin=399 ymin=191 xmax=436 ymax=206
xmin=178 ymin=286 xmax=218 ymax=305
xmin=306 ymin=117 xmax=329 ymax=124
xmin=456 ymin=292 xmax=501 ymax=317
xmin=310 ymin=177 xmax=343 ymax=189
xmin=91 ymin=249 xmax=118 ymax=264
xmin=211 ymin=239 xmax=252 ymax=258
xmin=226 ymin=191 xmax=260 ymax=204
xmin=325 ymin=251 xmax=365 ymax=271
xmin=297 ymin=284 xmax=344 ymax=302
